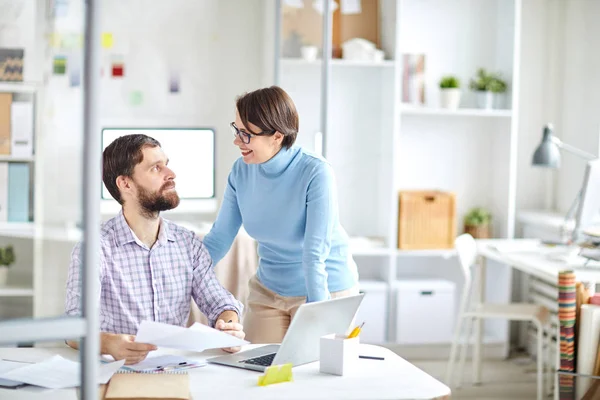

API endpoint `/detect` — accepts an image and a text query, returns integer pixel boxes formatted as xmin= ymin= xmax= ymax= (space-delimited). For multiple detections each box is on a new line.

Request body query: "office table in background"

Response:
xmin=0 ymin=345 xmax=451 ymax=400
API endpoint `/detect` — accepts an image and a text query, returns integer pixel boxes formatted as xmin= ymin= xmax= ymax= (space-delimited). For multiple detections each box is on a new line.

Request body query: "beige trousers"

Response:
xmin=244 ymin=275 xmax=359 ymax=344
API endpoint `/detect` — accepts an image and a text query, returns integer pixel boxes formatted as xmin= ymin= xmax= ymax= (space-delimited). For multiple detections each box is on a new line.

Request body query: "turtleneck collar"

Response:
xmin=258 ymin=145 xmax=299 ymax=177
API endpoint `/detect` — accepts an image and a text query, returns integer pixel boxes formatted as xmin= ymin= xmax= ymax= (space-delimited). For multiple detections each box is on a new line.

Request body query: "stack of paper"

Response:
xmin=135 ymin=321 xmax=248 ymax=352
xmin=0 ymin=356 xmax=124 ymax=389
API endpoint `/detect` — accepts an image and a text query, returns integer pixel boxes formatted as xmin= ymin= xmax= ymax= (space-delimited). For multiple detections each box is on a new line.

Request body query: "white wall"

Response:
xmin=554 ymin=0 xmax=600 ymax=213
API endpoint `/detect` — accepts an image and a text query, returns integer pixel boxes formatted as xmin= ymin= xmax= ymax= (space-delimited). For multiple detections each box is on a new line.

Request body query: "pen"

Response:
xmin=347 ymin=322 xmax=365 ymax=339
xmin=359 ymin=355 xmax=385 ymax=361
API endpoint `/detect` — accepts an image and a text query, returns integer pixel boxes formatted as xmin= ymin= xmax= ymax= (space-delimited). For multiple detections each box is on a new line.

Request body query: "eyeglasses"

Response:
xmin=230 ymin=122 xmax=275 ymax=144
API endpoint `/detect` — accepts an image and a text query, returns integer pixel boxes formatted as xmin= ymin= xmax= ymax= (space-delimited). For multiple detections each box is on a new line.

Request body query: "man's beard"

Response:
xmin=135 ymin=181 xmax=180 ymax=216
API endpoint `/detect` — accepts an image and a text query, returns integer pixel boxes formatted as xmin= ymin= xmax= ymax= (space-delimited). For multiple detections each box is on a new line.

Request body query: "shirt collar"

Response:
xmin=114 ymin=210 xmax=176 ymax=248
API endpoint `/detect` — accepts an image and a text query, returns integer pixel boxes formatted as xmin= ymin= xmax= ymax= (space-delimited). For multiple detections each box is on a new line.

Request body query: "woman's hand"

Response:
xmin=215 ymin=319 xmax=246 ymax=353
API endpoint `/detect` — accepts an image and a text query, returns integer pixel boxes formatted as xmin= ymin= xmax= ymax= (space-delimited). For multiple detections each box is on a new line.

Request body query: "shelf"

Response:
xmin=0 ymin=222 xmax=35 ymax=239
xmin=397 ymin=248 xmax=457 ymax=258
xmin=0 ymin=286 xmax=34 ymax=297
xmin=281 ymin=58 xmax=395 ymax=68
xmin=401 ymin=105 xmax=512 ymax=118
xmin=0 ymin=82 xmax=41 ymax=93
xmin=0 ymin=223 xmax=81 ymax=241
xmin=0 ymin=156 xmax=34 ymax=163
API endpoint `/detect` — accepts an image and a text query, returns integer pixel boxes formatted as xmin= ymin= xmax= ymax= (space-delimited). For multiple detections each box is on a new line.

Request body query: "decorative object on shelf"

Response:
xmin=397 ymin=191 xmax=456 ymax=249
xmin=0 ymin=49 xmax=24 ymax=82
xmin=341 ymin=38 xmax=384 ymax=62
xmin=300 ymin=45 xmax=318 ymax=61
xmin=282 ymin=0 xmax=380 ymax=59
xmin=0 ymin=245 xmax=15 ymax=286
xmin=469 ymin=68 xmax=507 ymax=110
xmin=463 ymin=207 xmax=492 ymax=239
xmin=402 ymin=54 xmax=425 ymax=105
xmin=439 ymin=75 xmax=461 ymax=110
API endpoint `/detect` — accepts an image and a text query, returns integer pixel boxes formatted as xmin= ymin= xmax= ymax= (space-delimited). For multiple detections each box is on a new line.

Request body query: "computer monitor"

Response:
xmin=100 ymin=127 xmax=217 ymax=215
xmin=574 ymin=159 xmax=600 ymax=240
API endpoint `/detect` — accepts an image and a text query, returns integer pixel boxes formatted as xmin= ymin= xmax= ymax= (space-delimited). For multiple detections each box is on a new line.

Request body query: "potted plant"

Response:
xmin=464 ymin=207 xmax=492 ymax=239
xmin=469 ymin=68 xmax=507 ymax=109
xmin=0 ymin=245 xmax=15 ymax=286
xmin=439 ymin=75 xmax=461 ymax=110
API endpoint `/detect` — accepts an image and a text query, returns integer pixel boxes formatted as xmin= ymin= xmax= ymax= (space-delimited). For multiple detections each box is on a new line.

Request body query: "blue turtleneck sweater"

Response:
xmin=203 ymin=145 xmax=358 ymax=302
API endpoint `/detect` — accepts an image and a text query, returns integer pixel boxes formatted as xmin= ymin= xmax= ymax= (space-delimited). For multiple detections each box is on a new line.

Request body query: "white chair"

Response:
xmin=445 ymin=234 xmax=551 ymax=400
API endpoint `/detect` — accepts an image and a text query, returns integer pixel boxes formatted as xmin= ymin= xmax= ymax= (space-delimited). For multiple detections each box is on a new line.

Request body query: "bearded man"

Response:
xmin=65 ymin=134 xmax=245 ymax=364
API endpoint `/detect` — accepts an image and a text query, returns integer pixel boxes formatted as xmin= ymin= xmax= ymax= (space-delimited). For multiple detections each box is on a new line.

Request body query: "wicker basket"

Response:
xmin=464 ymin=224 xmax=491 ymax=239
xmin=397 ymin=191 xmax=456 ymax=249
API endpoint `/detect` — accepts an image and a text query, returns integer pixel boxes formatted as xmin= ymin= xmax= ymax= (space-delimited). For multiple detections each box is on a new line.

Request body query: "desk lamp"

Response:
xmin=532 ymin=123 xmax=596 ymax=243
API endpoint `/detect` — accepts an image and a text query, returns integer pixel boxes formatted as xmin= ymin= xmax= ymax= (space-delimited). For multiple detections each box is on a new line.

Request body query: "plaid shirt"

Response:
xmin=65 ymin=212 xmax=242 ymax=335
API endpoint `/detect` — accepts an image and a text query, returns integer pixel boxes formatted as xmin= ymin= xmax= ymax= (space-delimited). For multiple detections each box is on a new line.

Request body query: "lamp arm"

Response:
xmin=552 ymin=137 xmax=596 ymax=160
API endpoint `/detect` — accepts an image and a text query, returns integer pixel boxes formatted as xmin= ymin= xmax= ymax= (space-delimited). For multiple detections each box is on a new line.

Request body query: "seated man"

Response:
xmin=65 ymin=134 xmax=245 ymax=364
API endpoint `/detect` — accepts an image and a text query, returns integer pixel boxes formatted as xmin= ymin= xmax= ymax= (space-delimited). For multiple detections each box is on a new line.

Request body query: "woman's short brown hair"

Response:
xmin=236 ymin=86 xmax=299 ymax=149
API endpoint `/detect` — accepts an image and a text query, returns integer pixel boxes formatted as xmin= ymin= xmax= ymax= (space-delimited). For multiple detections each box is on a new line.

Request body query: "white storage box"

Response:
xmin=393 ymin=280 xmax=455 ymax=344
xmin=355 ymin=280 xmax=388 ymax=344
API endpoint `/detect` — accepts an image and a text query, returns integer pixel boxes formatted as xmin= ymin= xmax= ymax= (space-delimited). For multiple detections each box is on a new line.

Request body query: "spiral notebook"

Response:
xmin=104 ymin=370 xmax=190 ymax=400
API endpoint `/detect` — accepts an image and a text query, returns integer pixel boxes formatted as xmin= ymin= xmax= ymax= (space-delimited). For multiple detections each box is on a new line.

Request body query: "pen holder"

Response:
xmin=319 ymin=334 xmax=359 ymax=376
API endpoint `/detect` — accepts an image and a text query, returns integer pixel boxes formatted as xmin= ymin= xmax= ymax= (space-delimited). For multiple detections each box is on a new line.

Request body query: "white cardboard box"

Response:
xmin=393 ymin=280 xmax=455 ymax=344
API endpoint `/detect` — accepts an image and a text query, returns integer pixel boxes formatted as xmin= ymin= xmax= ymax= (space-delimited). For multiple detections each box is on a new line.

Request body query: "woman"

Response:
xmin=203 ymin=86 xmax=358 ymax=344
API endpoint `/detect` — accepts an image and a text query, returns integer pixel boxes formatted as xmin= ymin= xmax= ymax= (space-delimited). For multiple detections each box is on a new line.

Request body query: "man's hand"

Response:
xmin=101 ymin=333 xmax=157 ymax=365
xmin=215 ymin=319 xmax=245 ymax=353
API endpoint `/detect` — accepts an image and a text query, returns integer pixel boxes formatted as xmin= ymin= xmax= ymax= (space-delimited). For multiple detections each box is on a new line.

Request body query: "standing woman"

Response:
xmin=203 ymin=86 xmax=358 ymax=344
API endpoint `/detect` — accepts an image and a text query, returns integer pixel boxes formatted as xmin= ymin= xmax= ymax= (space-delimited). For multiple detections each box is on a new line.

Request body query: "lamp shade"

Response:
xmin=532 ymin=124 xmax=561 ymax=168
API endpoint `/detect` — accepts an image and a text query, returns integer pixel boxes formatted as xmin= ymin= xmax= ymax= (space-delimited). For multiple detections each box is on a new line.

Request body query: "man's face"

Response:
xmin=130 ymin=146 xmax=180 ymax=213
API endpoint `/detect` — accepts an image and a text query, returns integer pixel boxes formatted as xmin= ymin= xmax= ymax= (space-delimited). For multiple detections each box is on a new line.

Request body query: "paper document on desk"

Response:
xmin=0 ymin=355 xmax=124 ymax=389
xmin=136 ymin=321 xmax=248 ymax=352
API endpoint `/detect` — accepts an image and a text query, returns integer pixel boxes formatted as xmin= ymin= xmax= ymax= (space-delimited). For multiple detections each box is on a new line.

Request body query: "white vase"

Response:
xmin=475 ymin=91 xmax=494 ymax=109
xmin=440 ymin=88 xmax=461 ymax=110
xmin=0 ymin=267 xmax=8 ymax=286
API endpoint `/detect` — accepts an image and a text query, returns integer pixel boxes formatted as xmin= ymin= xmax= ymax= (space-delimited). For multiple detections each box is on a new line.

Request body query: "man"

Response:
xmin=65 ymin=134 xmax=245 ymax=364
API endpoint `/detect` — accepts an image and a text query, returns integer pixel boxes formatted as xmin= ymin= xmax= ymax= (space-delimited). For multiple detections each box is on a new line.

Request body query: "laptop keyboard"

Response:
xmin=240 ymin=353 xmax=276 ymax=366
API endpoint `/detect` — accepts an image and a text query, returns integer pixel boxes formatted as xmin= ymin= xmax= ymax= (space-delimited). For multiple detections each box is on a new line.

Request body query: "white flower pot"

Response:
xmin=0 ymin=267 xmax=8 ymax=286
xmin=475 ymin=91 xmax=494 ymax=109
xmin=440 ymin=88 xmax=461 ymax=110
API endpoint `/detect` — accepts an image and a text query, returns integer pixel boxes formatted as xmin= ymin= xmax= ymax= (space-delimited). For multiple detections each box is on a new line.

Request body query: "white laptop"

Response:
xmin=207 ymin=294 xmax=364 ymax=371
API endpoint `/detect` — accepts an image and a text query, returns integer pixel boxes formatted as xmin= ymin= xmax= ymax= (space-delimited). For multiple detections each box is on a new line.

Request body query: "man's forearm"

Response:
xmin=66 ymin=332 xmax=115 ymax=354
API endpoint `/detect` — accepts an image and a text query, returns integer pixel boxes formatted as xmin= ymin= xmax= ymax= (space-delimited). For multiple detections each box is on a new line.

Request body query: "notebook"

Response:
xmin=105 ymin=371 xmax=190 ymax=400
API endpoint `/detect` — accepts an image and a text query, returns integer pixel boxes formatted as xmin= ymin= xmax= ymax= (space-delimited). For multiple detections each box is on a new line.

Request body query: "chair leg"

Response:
xmin=458 ymin=316 xmax=474 ymax=388
xmin=535 ymin=321 xmax=544 ymax=400
xmin=446 ymin=314 xmax=464 ymax=386
xmin=546 ymin=325 xmax=553 ymax=397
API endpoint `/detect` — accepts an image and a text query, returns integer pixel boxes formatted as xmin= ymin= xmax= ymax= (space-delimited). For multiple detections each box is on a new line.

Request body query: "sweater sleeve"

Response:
xmin=203 ymin=165 xmax=243 ymax=266
xmin=302 ymin=162 xmax=338 ymax=302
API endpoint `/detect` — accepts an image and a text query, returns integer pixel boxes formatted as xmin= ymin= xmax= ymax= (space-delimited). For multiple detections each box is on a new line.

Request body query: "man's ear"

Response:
xmin=274 ymin=131 xmax=284 ymax=143
xmin=116 ymin=175 xmax=132 ymax=194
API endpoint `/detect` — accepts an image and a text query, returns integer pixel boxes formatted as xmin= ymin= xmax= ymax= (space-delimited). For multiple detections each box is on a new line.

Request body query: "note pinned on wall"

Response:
xmin=130 ymin=90 xmax=143 ymax=106
xmin=101 ymin=32 xmax=114 ymax=49
xmin=53 ymin=56 xmax=67 ymax=75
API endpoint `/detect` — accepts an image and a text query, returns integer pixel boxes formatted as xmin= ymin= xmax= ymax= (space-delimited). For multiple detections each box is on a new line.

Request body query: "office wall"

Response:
xmin=553 ymin=0 xmax=600 ymax=213
xmin=40 ymin=0 xmax=272 ymax=229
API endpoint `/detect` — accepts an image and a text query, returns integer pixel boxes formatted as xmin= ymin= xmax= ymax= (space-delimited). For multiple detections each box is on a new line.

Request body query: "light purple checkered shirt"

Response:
xmin=65 ymin=212 xmax=242 ymax=335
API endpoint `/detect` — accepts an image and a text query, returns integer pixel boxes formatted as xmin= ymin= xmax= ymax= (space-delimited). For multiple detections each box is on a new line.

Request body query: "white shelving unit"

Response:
xmin=274 ymin=0 xmax=521 ymax=353
xmin=0 ymin=286 xmax=34 ymax=297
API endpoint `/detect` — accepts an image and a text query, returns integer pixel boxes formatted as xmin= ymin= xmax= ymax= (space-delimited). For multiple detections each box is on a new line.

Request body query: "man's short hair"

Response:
xmin=102 ymin=134 xmax=161 ymax=204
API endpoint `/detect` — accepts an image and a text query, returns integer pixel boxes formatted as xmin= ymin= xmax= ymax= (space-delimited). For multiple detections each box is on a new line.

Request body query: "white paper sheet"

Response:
xmin=123 ymin=354 xmax=205 ymax=372
xmin=0 ymin=355 xmax=125 ymax=389
xmin=136 ymin=321 xmax=248 ymax=352
xmin=0 ymin=360 xmax=29 ymax=387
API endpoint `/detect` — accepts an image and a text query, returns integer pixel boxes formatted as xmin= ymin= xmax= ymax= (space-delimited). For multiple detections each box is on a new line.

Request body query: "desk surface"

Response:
xmin=0 ymin=345 xmax=450 ymax=400
xmin=477 ymin=239 xmax=600 ymax=283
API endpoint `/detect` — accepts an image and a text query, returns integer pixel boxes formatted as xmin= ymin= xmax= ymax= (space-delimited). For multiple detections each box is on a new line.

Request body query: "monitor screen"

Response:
xmin=576 ymin=159 xmax=600 ymax=240
xmin=101 ymin=128 xmax=215 ymax=200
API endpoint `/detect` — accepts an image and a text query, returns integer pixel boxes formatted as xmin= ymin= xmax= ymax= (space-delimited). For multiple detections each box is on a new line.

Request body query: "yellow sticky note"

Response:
xmin=101 ymin=33 xmax=113 ymax=49
xmin=257 ymin=364 xmax=293 ymax=386
xmin=48 ymin=33 xmax=61 ymax=48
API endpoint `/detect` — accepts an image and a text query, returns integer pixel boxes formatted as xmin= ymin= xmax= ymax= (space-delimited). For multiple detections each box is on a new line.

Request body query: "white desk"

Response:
xmin=0 ymin=345 xmax=451 ymax=400
xmin=473 ymin=239 xmax=600 ymax=397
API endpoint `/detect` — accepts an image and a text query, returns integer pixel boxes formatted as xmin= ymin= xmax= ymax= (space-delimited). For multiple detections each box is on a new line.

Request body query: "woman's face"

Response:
xmin=232 ymin=109 xmax=284 ymax=164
